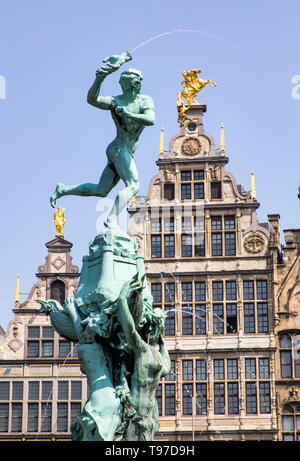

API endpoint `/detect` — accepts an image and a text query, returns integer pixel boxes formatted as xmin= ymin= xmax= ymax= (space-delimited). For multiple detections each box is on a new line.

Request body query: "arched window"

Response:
xmin=279 ymin=331 xmax=300 ymax=378
xmin=50 ymin=280 xmax=65 ymax=305
xmin=281 ymin=404 xmax=300 ymax=441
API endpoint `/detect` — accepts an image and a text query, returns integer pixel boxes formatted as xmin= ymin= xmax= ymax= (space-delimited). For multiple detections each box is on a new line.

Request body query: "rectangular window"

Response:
xmin=214 ymin=359 xmax=225 ymax=380
xmin=257 ymin=302 xmax=269 ymax=333
xmin=183 ymin=384 xmax=193 ymax=415
xmin=41 ymin=402 xmax=52 ymax=432
xmin=181 ymin=183 xmax=191 ymax=200
xmin=214 ymin=383 xmax=225 ymax=414
xmin=257 ymin=280 xmax=268 ymax=299
xmin=280 ymin=351 xmax=292 ymax=378
xmin=259 ymin=382 xmax=271 ymax=413
xmin=71 ymin=403 xmax=81 ymax=428
xmin=228 ymin=383 xmax=239 ymax=414
xmin=182 ymin=282 xmax=193 ymax=302
xmin=211 ymin=217 xmax=222 ymax=230
xmin=246 ymin=382 xmax=257 ymax=414
xmin=227 ymin=359 xmax=238 ymax=380
xmin=212 ymin=233 xmax=222 ymax=256
xmin=165 ymin=360 xmax=175 ymax=381
xmin=27 ymin=403 xmax=38 ymax=431
xmin=151 ymin=235 xmax=162 ymax=258
xmin=42 ymin=381 xmax=53 ymax=401
xmin=11 ymin=403 xmax=22 ymax=432
xmin=183 ymin=360 xmax=193 ymax=381
xmin=0 ymin=404 xmax=9 ymax=432
xmin=212 ymin=282 xmax=223 ymax=301
xmin=164 ymin=217 xmax=174 ymax=233
xmin=195 ymin=233 xmax=205 ymax=256
xmin=196 ymin=360 xmax=207 ymax=380
xmin=213 ymin=304 xmax=224 ymax=334
xmin=42 ymin=341 xmax=54 ymax=357
xmin=156 ymin=384 xmax=162 ymax=416
xmin=164 ymin=184 xmax=175 ymax=200
xmin=224 ymin=216 xmax=235 ymax=229
xmin=194 ymin=182 xmax=204 ymax=199
xmin=244 ymin=303 xmax=255 ymax=333
xmin=164 ymin=305 xmax=175 ymax=336
xmin=164 ymin=234 xmax=175 ymax=257
xmin=165 ymin=283 xmax=175 ymax=302
xmin=151 ymin=218 xmax=161 ymax=233
xmin=194 ymin=170 xmax=204 ymax=180
xmin=182 ymin=234 xmax=192 ymax=256
xmin=0 ymin=382 xmax=9 ymax=400
xmin=196 ymin=383 xmax=207 ymax=415
xmin=195 ymin=305 xmax=206 ymax=335
xmin=181 ymin=171 xmax=191 ymax=181
xmin=259 ymin=359 xmax=270 ymax=379
xmin=28 ymin=326 xmax=40 ymax=338
xmin=28 ymin=382 xmax=39 ymax=401
xmin=71 ymin=381 xmax=82 ymax=400
xmin=57 ymin=403 xmax=68 ymax=432
xmin=182 ymin=305 xmax=193 ymax=335
xmin=195 ymin=282 xmax=206 ymax=301
xmin=244 ymin=281 xmax=254 ymax=300
xmin=182 ymin=216 xmax=192 ymax=231
xmin=211 ymin=182 xmax=222 ymax=199
xmin=226 ymin=281 xmax=237 ymax=300
xmin=58 ymin=381 xmax=69 ymax=401
xmin=225 ymin=232 xmax=236 ymax=255
xmin=226 ymin=304 xmax=237 ymax=334
xmin=245 ymin=359 xmax=256 ymax=379
xmin=59 ymin=341 xmax=71 ymax=358
xmin=12 ymin=382 xmax=23 ymax=401
xmin=42 ymin=326 xmax=54 ymax=338
xmin=165 ymin=384 xmax=175 ymax=415
xmin=27 ymin=341 xmax=39 ymax=357
xmin=151 ymin=283 xmax=162 ymax=303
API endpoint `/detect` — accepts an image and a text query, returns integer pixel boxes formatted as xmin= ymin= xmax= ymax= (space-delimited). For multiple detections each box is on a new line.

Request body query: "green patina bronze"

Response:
xmin=40 ymin=53 xmax=170 ymax=441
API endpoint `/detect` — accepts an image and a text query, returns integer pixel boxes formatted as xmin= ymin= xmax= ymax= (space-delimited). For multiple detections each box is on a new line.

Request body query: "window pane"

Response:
xmin=28 ymin=326 xmax=40 ymax=338
xmin=42 ymin=326 xmax=54 ymax=338
xmin=246 ymin=382 xmax=257 ymax=413
xmin=226 ymin=281 xmax=236 ymax=300
xmin=164 ymin=234 xmax=175 ymax=257
xmin=181 ymin=183 xmax=191 ymax=200
xmin=42 ymin=382 xmax=53 ymax=401
xmin=226 ymin=304 xmax=237 ymax=334
xmin=225 ymin=232 xmax=236 ymax=256
xmin=214 ymin=359 xmax=224 ymax=380
xmin=257 ymin=303 xmax=269 ymax=333
xmin=228 ymin=382 xmax=239 ymax=414
xmin=214 ymin=383 xmax=225 ymax=414
xmin=195 ymin=282 xmax=206 ymax=301
xmin=280 ymin=334 xmax=291 ymax=348
xmin=164 ymin=217 xmax=174 ymax=233
xmin=196 ymin=383 xmax=207 ymax=415
xmin=164 ymin=305 xmax=175 ymax=336
xmin=259 ymin=359 xmax=270 ymax=379
xmin=151 ymin=235 xmax=162 ymax=258
xmin=196 ymin=360 xmax=207 ymax=380
xmin=164 ymin=184 xmax=174 ymax=200
xmin=165 ymin=384 xmax=175 ymax=416
xmin=194 ymin=170 xmax=204 ymax=180
xmin=41 ymin=402 xmax=52 ymax=432
xmin=182 ymin=234 xmax=192 ymax=257
xmin=280 ymin=351 xmax=292 ymax=378
xmin=181 ymin=171 xmax=191 ymax=181
xmin=42 ymin=341 xmax=54 ymax=357
xmin=195 ymin=233 xmax=205 ymax=256
xmin=244 ymin=303 xmax=255 ymax=333
xmin=156 ymin=384 xmax=162 ymax=416
xmin=213 ymin=304 xmax=224 ymax=334
xmin=57 ymin=403 xmax=68 ymax=431
xmin=0 ymin=404 xmax=9 ymax=432
xmin=0 ymin=382 xmax=9 ymax=400
xmin=165 ymin=360 xmax=175 ymax=381
xmin=227 ymin=359 xmax=238 ymax=380
xmin=224 ymin=216 xmax=235 ymax=229
xmin=12 ymin=382 xmax=23 ymax=401
xmin=257 ymin=280 xmax=267 ymax=299
xmin=28 ymin=382 xmax=39 ymax=400
xmin=151 ymin=218 xmax=161 ymax=233
xmin=211 ymin=217 xmax=222 ymax=230
xmin=165 ymin=283 xmax=175 ymax=302
xmin=59 ymin=341 xmax=71 ymax=358
xmin=27 ymin=341 xmax=39 ymax=357
xmin=182 ymin=217 xmax=192 ymax=231
xmin=212 ymin=233 xmax=222 ymax=256
xmin=71 ymin=403 xmax=81 ymax=428
xmin=211 ymin=182 xmax=222 ymax=199
xmin=12 ymin=403 xmax=22 ymax=432
xmin=183 ymin=384 xmax=193 ymax=415
xmin=259 ymin=382 xmax=271 ymax=413
xmin=212 ymin=282 xmax=223 ymax=301
xmin=182 ymin=282 xmax=193 ymax=302
xmin=182 ymin=305 xmax=193 ymax=335
xmin=58 ymin=381 xmax=69 ymax=400
xmin=183 ymin=360 xmax=193 ymax=380
xmin=245 ymin=359 xmax=256 ymax=379
xmin=71 ymin=381 xmax=82 ymax=400
xmin=194 ymin=182 xmax=204 ymax=199
xmin=243 ymin=281 xmax=254 ymax=300
xmin=195 ymin=305 xmax=206 ymax=335
xmin=151 ymin=283 xmax=162 ymax=303
xmin=282 ymin=415 xmax=294 ymax=431
xmin=27 ymin=403 xmax=38 ymax=431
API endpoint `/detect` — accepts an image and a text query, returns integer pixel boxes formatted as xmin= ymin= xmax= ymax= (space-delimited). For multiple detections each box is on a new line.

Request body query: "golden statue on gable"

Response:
xmin=177 ymin=68 xmax=216 ymax=126
xmin=54 ymin=206 xmax=65 ymax=236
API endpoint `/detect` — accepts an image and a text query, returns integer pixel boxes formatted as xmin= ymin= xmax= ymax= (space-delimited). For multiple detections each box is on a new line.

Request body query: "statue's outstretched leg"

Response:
xmin=50 ymin=163 xmax=120 ymax=208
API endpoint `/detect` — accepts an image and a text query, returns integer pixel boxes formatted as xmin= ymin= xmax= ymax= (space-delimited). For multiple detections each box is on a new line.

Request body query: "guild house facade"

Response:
xmin=0 ymin=103 xmax=300 ymax=441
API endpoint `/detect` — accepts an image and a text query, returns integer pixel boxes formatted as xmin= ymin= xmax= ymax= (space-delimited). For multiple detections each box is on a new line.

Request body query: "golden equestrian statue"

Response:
xmin=177 ymin=68 xmax=216 ymax=126
xmin=54 ymin=206 xmax=65 ymax=236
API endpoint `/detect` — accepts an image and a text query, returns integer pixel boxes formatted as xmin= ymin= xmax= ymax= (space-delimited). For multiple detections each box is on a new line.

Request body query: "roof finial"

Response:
xmin=220 ymin=123 xmax=225 ymax=152
xmin=159 ymin=126 xmax=164 ymax=155
xmin=15 ymin=274 xmax=20 ymax=307
xmin=251 ymin=169 xmax=256 ymax=200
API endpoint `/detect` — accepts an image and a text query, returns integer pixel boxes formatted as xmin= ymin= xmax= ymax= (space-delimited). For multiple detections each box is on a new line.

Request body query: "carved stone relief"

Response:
xmin=244 ymin=232 xmax=266 ymax=254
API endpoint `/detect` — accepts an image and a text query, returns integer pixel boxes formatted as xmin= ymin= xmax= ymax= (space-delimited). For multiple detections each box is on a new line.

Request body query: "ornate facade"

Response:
xmin=0 ymin=102 xmax=299 ymax=441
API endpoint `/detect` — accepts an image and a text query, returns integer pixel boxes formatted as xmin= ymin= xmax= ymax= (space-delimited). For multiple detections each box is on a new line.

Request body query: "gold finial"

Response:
xmin=15 ymin=274 xmax=20 ymax=306
xmin=54 ymin=207 xmax=65 ymax=236
xmin=177 ymin=68 xmax=217 ymax=126
xmin=159 ymin=126 xmax=165 ymax=155
xmin=251 ymin=169 xmax=256 ymax=200
xmin=220 ymin=123 xmax=225 ymax=152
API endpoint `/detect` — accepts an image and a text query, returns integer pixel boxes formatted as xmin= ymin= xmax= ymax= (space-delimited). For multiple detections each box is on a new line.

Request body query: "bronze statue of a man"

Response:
xmin=50 ymin=52 xmax=155 ymax=228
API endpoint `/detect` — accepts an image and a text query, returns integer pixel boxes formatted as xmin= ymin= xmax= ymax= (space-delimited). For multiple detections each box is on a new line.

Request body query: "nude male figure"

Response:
xmin=50 ymin=52 xmax=155 ymax=228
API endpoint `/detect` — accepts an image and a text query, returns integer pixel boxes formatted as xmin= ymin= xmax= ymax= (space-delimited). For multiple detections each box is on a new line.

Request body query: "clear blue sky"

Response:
xmin=0 ymin=0 xmax=300 ymax=329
